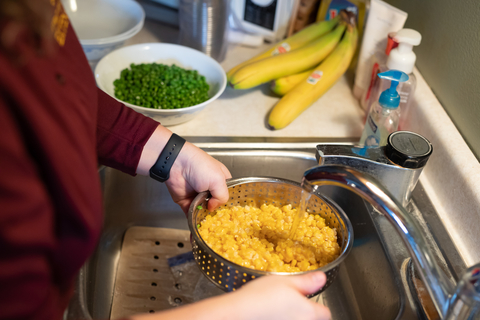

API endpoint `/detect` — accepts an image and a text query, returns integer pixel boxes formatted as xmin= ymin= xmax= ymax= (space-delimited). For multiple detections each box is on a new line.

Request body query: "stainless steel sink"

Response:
xmin=66 ymin=139 xmax=467 ymax=320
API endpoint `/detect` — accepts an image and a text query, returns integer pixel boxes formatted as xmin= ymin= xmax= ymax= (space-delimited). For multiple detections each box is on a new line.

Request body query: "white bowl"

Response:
xmin=95 ymin=43 xmax=227 ymax=126
xmin=63 ymin=0 xmax=145 ymax=67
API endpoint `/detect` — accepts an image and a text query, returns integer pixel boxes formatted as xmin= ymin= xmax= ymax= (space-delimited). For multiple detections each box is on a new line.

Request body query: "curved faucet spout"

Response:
xmin=303 ymin=165 xmax=454 ymax=317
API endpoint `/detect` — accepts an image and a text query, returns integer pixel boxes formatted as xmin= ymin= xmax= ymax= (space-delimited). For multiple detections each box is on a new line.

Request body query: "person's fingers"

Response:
xmin=220 ymin=162 xmax=232 ymax=179
xmin=207 ymin=197 xmax=223 ymax=212
xmin=206 ymin=161 xmax=231 ymax=211
xmin=289 ymin=271 xmax=327 ymax=296
xmin=206 ymin=178 xmax=230 ymax=212
xmin=313 ymin=304 xmax=332 ymax=320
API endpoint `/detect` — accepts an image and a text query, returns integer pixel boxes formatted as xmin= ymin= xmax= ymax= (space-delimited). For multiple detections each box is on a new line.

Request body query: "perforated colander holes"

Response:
xmin=194 ymin=246 xmax=202 ymax=268
xmin=283 ymin=189 xmax=294 ymax=202
xmin=325 ymin=267 xmax=338 ymax=288
xmin=327 ymin=209 xmax=340 ymax=228
xmin=211 ymin=266 xmax=218 ymax=279
xmin=197 ymin=207 xmax=210 ymax=221
xmin=204 ymin=254 xmax=214 ymax=275
xmin=212 ymin=262 xmax=230 ymax=288
xmin=321 ymin=203 xmax=330 ymax=212
xmin=311 ymin=198 xmax=320 ymax=213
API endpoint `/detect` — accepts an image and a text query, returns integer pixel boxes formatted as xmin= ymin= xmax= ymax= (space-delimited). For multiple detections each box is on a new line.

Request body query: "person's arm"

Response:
xmin=131 ymin=272 xmax=331 ymax=320
xmin=96 ymin=88 xmax=231 ymax=213
xmin=96 ymin=88 xmax=159 ymax=176
xmin=136 ymin=125 xmax=231 ymax=213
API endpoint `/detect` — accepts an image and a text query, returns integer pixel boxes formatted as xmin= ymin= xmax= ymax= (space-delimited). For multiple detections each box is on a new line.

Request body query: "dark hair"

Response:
xmin=0 ymin=0 xmax=54 ymax=62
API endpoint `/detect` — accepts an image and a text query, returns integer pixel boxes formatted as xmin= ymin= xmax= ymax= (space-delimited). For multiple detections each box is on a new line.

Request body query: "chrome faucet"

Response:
xmin=316 ymin=131 xmax=433 ymax=207
xmin=303 ymin=131 xmax=480 ymax=319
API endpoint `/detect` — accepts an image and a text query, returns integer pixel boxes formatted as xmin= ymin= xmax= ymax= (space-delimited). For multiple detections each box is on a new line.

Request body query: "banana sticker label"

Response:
xmin=307 ymin=71 xmax=323 ymax=85
xmin=272 ymin=43 xmax=291 ymax=56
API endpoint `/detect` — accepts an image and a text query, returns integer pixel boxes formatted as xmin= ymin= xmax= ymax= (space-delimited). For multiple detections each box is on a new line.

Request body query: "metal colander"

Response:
xmin=187 ymin=177 xmax=353 ymax=296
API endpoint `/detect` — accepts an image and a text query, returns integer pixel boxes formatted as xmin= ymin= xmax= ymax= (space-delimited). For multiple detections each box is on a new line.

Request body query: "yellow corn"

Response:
xmin=198 ymin=204 xmax=341 ymax=272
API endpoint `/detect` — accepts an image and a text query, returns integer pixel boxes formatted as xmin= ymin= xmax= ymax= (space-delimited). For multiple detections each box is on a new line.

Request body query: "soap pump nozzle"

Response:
xmin=387 ymin=29 xmax=422 ymax=74
xmin=378 ymin=70 xmax=409 ymax=109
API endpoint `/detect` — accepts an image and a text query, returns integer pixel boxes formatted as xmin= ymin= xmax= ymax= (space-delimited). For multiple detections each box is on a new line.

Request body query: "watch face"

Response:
xmin=244 ymin=0 xmax=277 ymax=31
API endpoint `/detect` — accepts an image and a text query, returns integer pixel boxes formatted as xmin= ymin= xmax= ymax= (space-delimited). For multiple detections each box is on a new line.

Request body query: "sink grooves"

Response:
xmin=110 ymin=226 xmax=223 ymax=319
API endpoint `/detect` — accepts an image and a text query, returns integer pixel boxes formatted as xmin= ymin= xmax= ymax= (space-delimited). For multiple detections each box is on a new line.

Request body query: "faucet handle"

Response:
xmin=385 ymin=131 xmax=433 ymax=169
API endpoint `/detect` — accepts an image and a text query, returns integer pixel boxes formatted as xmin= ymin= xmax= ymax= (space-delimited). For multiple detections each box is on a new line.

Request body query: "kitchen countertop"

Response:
xmin=126 ymin=19 xmax=480 ymax=266
xmin=125 ymin=20 xmax=364 ymax=139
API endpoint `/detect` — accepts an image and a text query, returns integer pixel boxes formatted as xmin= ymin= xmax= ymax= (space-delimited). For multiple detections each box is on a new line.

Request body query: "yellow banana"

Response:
xmin=226 ymin=16 xmax=340 ymax=81
xmin=268 ymin=24 xmax=358 ymax=130
xmin=271 ymin=68 xmax=314 ymax=96
xmin=229 ymin=22 xmax=346 ymax=90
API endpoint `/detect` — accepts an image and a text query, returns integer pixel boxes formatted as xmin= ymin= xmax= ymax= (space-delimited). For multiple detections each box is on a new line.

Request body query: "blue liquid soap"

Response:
xmin=359 ymin=70 xmax=409 ymax=147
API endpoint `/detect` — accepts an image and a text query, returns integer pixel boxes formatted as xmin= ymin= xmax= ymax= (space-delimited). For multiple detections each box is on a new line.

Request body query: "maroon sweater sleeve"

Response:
xmin=96 ymin=88 xmax=159 ymax=176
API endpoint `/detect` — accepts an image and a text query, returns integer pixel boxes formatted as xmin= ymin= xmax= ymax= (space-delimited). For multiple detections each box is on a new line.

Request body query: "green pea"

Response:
xmin=113 ymin=62 xmax=210 ymax=109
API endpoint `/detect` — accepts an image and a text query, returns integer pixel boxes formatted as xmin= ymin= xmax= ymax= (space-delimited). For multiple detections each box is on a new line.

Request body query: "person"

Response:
xmin=0 ymin=1 xmax=331 ymax=319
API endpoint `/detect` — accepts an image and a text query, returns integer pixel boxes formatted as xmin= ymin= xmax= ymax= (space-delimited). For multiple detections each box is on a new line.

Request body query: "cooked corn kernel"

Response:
xmin=198 ymin=204 xmax=341 ymax=272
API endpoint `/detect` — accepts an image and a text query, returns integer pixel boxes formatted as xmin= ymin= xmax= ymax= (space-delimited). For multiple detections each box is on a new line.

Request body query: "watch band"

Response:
xmin=149 ymin=133 xmax=186 ymax=183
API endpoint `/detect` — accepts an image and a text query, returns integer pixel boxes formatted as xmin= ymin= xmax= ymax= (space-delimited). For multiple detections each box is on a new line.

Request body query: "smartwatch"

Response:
xmin=149 ymin=133 xmax=186 ymax=183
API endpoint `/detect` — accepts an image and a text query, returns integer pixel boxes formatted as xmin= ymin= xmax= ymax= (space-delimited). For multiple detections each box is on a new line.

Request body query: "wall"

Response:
xmin=385 ymin=0 xmax=480 ymax=160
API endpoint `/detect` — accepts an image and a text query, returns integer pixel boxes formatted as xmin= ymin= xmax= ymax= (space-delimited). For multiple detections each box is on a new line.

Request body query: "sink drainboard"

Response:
xmin=110 ymin=226 xmax=223 ymax=319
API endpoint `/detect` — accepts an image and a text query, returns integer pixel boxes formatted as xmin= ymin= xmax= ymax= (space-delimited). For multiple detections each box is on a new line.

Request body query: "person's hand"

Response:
xmin=137 ymin=126 xmax=231 ymax=214
xmin=131 ymin=271 xmax=331 ymax=320
xmin=166 ymin=141 xmax=231 ymax=214
xmin=229 ymin=271 xmax=331 ymax=320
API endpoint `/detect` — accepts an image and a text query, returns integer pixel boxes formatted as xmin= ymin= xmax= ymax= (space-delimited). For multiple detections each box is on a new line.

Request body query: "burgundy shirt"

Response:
xmin=0 ymin=3 xmax=159 ymax=319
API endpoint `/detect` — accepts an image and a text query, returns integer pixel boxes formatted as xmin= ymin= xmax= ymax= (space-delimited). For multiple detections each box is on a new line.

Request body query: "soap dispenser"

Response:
xmin=359 ymin=70 xmax=409 ymax=147
xmin=373 ymin=29 xmax=422 ymax=129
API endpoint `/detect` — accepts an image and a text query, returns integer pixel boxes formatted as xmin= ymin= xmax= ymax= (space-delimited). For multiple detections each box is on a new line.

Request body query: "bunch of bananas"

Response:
xmin=227 ymin=11 xmax=358 ymax=130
